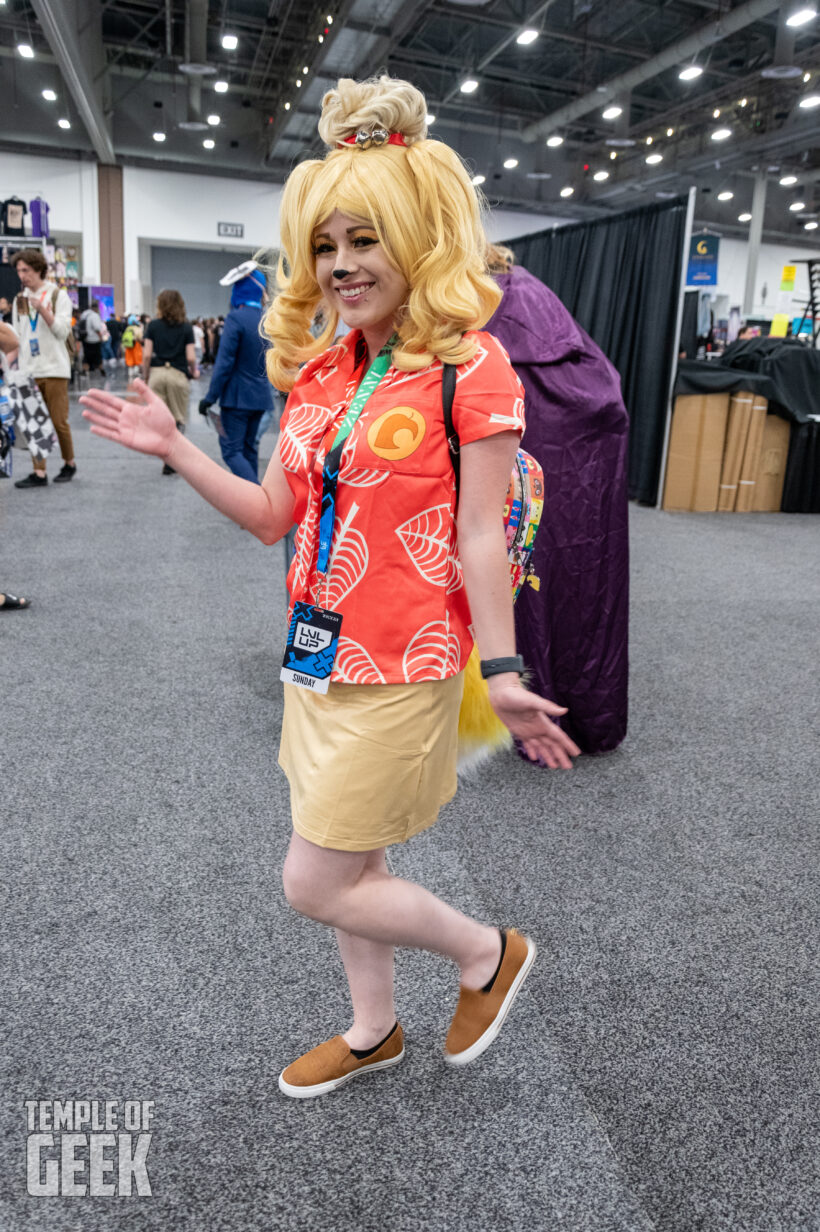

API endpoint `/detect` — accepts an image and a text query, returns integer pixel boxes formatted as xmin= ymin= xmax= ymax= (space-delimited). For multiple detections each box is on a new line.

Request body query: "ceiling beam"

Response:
xmin=521 ymin=0 xmax=781 ymax=142
xmin=30 ymin=0 xmax=116 ymax=164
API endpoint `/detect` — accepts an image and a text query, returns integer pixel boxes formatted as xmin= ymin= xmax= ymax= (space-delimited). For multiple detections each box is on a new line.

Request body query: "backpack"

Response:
xmin=51 ymin=290 xmax=76 ymax=359
xmin=122 ymin=324 xmax=135 ymax=349
xmin=76 ymin=310 xmax=89 ymax=342
xmin=441 ymin=363 xmax=544 ymax=600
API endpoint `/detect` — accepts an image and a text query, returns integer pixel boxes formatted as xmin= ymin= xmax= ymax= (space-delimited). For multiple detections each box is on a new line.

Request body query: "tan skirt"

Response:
xmin=278 ymin=674 xmax=465 ymax=851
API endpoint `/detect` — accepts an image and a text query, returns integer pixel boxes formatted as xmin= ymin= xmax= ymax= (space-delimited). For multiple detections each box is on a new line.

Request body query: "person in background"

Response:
xmin=142 ymin=289 xmax=198 ymax=476
xmin=80 ymin=299 xmax=105 ymax=378
xmin=0 ymin=320 xmax=30 ymax=606
xmin=105 ymin=312 xmax=123 ymax=370
xmin=193 ymin=318 xmax=204 ymax=365
xmin=0 ymin=296 xmax=12 ymax=324
xmin=10 ymin=248 xmax=77 ymax=487
xmin=121 ymin=315 xmax=143 ymax=380
xmin=199 ymin=261 xmax=272 ymax=483
xmin=484 ymin=243 xmax=629 ymax=756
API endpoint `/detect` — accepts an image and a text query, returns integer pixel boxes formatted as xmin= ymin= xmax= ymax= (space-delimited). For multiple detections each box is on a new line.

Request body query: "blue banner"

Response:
xmin=687 ymin=234 xmax=719 ymax=286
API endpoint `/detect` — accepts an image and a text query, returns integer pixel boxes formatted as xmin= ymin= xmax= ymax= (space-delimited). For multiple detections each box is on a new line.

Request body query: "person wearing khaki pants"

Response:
xmin=10 ymin=248 xmax=76 ymax=488
xmin=141 ymin=288 xmax=198 ymax=474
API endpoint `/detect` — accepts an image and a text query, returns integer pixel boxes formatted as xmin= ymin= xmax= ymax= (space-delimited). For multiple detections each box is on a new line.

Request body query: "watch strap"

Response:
xmin=479 ymin=655 xmax=525 ymax=679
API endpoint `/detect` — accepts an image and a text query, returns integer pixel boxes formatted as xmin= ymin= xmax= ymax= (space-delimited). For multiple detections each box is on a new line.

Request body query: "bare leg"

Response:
xmin=334 ymin=847 xmax=398 ymax=1050
xmin=283 ymin=832 xmax=502 ymax=1002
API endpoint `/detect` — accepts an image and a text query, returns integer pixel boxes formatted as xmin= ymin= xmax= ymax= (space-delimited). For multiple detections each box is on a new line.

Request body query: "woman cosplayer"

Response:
xmin=81 ymin=76 xmax=580 ymax=1098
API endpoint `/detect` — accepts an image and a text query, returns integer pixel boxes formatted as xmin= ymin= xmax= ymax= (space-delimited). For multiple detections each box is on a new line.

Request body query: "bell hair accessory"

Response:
xmin=341 ymin=128 xmax=407 ymax=150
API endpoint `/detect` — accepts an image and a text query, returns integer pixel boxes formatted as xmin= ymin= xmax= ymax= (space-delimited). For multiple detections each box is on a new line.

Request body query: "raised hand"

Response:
xmin=488 ymin=679 xmax=581 ymax=769
xmin=80 ymin=379 xmax=178 ymax=458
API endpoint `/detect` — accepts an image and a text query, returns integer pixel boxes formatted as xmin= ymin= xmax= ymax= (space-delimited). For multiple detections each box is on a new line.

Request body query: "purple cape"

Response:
xmin=487 ymin=266 xmax=630 ymax=755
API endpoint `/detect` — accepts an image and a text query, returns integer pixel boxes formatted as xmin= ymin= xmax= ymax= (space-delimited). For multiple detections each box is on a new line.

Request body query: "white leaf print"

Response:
xmin=385 ymin=365 xmax=435 ymax=392
xmin=334 ymin=637 xmax=386 ymax=684
xmin=489 ymin=396 xmax=526 ymax=427
xmin=340 ymin=467 xmax=390 ymax=488
xmin=279 ymin=403 xmax=334 ymax=473
xmin=313 ymin=341 xmax=348 ymax=387
xmin=323 ymin=503 xmax=368 ymax=609
xmin=455 ymin=342 xmax=488 ymax=383
xmin=395 ymin=504 xmax=461 ymax=592
xmin=403 ymin=617 xmax=462 ymax=681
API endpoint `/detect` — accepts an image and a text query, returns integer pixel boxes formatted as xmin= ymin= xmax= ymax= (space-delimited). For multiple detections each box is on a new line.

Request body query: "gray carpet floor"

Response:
xmin=2 ymin=373 xmax=818 ymax=1232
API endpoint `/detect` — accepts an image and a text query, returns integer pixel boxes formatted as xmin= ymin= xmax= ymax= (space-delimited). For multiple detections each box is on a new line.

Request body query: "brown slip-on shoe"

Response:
xmin=278 ymin=1023 xmax=404 ymax=1099
xmin=444 ymin=928 xmax=536 ymax=1066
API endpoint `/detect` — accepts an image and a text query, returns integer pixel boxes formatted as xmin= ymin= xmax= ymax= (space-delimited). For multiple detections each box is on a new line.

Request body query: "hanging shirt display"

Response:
xmin=1 ymin=197 xmax=28 ymax=236
xmin=29 ymin=198 xmax=50 ymax=238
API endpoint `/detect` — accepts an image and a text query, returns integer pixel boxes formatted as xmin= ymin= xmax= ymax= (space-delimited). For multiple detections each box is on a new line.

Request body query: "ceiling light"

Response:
xmin=425 ymin=113 xmax=435 ymax=124
xmin=318 ymin=34 xmax=323 ymax=42
xmin=799 ymin=93 xmax=820 ymax=108
xmin=17 ymin=42 xmax=34 ymax=58
xmin=203 ymin=138 xmax=215 ymax=149
xmin=214 ymin=80 xmax=229 ymax=93
xmin=646 ymin=153 xmax=663 ymax=165
xmin=207 ymin=114 xmax=220 ymax=125
xmin=738 ymin=213 xmax=752 ymax=221
xmin=42 ymin=89 xmax=57 ymax=101
xmin=739 ymin=98 xmax=748 ymax=106
xmin=805 ymin=220 xmax=819 ymax=229
xmin=786 ymin=6 xmax=817 ymax=26
xmin=303 ymin=67 xmax=309 ymax=74
xmin=153 ymin=130 xmax=166 ymax=142
xmin=679 ymin=64 xmax=703 ymax=80
xmin=58 ymin=118 xmax=70 ymax=129
xmin=546 ymin=134 xmax=563 ymax=147
xmin=503 ymin=158 xmax=518 ymax=169
xmin=666 ymin=127 xmax=674 ymax=136
xmin=516 ymin=28 xmax=539 ymax=44
xmin=711 ymin=128 xmax=732 ymax=141
xmin=717 ymin=191 xmax=734 ymax=200
xmin=471 ymin=174 xmax=485 ymax=186
xmin=602 ymin=105 xmax=622 ymax=120
xmin=284 ymin=102 xmax=291 ymax=110
xmin=327 ymin=14 xmax=333 ymax=22
xmin=779 ymin=174 xmax=797 ymax=185
xmin=560 ymin=186 xmax=574 ymax=198
xmin=610 ymin=151 xmax=617 ymax=159
xmin=804 ymin=72 xmax=812 ymax=82
xmin=221 ymin=33 xmax=238 ymax=50
xmin=645 ymin=136 xmax=653 ymax=145
xmin=789 ymin=200 xmax=805 ymax=210
xmin=713 ymin=108 xmax=721 ymax=118
xmin=460 ymin=78 xmax=479 ymax=94
xmin=593 ymin=170 xmax=609 ymax=181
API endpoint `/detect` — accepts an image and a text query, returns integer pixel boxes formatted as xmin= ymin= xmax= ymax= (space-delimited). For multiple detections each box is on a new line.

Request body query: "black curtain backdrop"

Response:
xmin=505 ymin=196 xmax=690 ymax=504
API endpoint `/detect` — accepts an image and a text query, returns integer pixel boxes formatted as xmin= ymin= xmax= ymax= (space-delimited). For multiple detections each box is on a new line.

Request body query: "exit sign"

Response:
xmin=218 ymin=222 xmax=244 ymax=238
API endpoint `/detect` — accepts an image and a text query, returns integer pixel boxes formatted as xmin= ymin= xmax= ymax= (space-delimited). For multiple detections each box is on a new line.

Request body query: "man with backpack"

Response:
xmin=79 ymin=299 xmax=105 ymax=377
xmin=10 ymin=248 xmax=77 ymax=487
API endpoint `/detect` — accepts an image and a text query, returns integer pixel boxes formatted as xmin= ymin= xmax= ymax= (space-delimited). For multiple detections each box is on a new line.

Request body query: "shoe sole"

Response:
xmin=443 ymin=936 xmax=537 ymax=1067
xmin=277 ymin=1047 xmax=405 ymax=1099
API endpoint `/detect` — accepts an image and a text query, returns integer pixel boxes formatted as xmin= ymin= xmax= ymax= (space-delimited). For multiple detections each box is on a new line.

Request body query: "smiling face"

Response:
xmin=312 ymin=210 xmax=409 ymax=359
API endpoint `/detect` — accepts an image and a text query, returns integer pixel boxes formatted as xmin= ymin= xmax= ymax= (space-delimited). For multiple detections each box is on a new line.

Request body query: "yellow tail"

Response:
xmin=457 ymin=645 xmax=513 ymax=771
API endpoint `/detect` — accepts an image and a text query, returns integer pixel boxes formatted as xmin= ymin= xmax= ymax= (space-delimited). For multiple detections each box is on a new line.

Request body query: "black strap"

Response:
xmin=441 ymin=362 xmax=460 ymax=500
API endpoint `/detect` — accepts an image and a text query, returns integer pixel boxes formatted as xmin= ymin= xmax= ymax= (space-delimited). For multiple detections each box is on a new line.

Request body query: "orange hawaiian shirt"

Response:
xmin=279 ymin=329 xmax=526 ymax=684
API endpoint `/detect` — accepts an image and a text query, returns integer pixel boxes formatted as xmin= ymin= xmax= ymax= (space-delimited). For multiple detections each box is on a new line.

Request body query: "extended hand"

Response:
xmin=80 ymin=378 xmax=178 ymax=459
xmin=488 ymin=678 xmax=581 ymax=769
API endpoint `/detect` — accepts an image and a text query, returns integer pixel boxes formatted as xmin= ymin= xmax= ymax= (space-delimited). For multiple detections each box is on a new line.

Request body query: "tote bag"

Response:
xmin=4 ymin=370 xmax=58 ymax=458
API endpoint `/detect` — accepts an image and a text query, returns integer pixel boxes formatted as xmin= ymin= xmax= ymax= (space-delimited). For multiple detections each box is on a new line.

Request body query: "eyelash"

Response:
xmin=312 ymin=236 xmax=378 ymax=256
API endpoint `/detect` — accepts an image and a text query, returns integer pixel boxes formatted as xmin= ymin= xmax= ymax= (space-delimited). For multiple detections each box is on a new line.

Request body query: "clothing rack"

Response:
xmin=792 ymin=259 xmax=819 ymax=348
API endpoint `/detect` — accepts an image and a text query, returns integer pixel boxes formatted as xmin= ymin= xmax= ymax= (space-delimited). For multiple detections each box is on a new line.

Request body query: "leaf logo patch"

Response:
xmin=366 ymin=406 xmax=426 ymax=461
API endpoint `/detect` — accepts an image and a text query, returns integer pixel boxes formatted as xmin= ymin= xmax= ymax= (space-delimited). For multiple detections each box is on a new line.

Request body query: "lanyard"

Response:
xmin=315 ymin=339 xmax=393 ymax=577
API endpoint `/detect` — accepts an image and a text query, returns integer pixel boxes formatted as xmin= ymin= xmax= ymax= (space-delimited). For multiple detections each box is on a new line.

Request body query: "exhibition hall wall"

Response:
xmin=1 ymin=150 xmax=816 ymax=318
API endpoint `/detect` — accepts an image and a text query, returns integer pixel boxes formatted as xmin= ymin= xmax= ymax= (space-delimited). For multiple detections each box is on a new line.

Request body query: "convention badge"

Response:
xmin=280 ymin=601 xmax=343 ymax=694
xmin=29 ymin=338 xmax=40 ymax=357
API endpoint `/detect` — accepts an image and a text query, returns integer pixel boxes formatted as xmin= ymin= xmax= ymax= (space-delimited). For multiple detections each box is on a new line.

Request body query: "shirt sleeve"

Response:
xmin=184 ymin=323 xmax=194 ymax=344
xmin=450 ymin=332 xmax=526 ymax=446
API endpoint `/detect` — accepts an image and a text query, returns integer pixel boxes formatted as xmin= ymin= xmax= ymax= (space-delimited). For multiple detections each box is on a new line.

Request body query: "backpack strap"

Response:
xmin=441 ymin=361 xmax=460 ymax=501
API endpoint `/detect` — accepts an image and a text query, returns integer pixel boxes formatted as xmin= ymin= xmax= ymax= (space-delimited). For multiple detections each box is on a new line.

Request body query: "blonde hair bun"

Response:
xmin=318 ymin=75 xmax=428 ymax=147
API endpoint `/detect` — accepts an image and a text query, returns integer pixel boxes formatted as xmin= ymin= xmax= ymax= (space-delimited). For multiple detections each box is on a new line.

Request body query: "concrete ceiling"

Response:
xmin=0 ymin=0 xmax=818 ymax=243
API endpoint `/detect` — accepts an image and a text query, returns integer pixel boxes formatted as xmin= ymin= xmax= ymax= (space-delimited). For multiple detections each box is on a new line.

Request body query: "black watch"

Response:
xmin=479 ymin=655 xmax=525 ymax=680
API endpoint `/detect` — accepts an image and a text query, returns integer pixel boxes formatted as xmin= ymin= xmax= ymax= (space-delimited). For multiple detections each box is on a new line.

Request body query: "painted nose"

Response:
xmin=332 ymin=268 xmax=351 ymax=281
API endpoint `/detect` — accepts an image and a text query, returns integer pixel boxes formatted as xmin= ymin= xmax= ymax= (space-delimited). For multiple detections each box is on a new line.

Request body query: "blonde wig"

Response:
xmin=265 ymin=75 xmax=502 ymax=391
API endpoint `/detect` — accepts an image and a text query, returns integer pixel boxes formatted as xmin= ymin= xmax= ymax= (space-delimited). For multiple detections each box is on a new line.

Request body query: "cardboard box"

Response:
xmin=718 ymin=393 xmax=754 ymax=511
xmin=663 ymin=393 xmax=730 ymax=512
xmin=735 ymin=394 xmax=768 ymax=512
xmin=752 ymin=415 xmax=791 ymax=512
